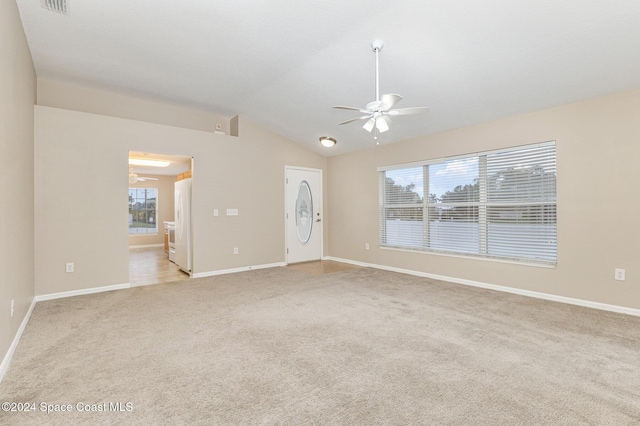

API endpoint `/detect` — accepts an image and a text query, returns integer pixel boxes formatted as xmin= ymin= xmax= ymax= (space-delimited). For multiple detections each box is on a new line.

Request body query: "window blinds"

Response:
xmin=379 ymin=142 xmax=557 ymax=265
xmin=380 ymin=166 xmax=425 ymax=249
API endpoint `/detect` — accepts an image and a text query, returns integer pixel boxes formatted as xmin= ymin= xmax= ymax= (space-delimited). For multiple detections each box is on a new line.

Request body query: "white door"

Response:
xmin=286 ymin=167 xmax=322 ymax=264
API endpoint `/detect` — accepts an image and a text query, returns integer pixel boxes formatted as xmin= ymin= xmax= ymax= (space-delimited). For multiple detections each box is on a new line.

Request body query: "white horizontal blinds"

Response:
xmin=381 ymin=167 xmax=425 ymax=248
xmin=486 ymin=144 xmax=557 ymax=262
xmin=379 ymin=141 xmax=557 ymax=265
xmin=427 ymin=158 xmax=480 ymax=254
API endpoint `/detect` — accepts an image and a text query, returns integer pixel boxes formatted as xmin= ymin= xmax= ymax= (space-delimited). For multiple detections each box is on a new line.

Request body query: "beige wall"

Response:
xmin=38 ymin=79 xmax=231 ymax=135
xmin=34 ymin=106 xmax=327 ymax=295
xmin=328 ymin=90 xmax=640 ymax=310
xmin=1 ymin=1 xmax=36 ymax=369
xmin=128 ymin=175 xmax=177 ymax=247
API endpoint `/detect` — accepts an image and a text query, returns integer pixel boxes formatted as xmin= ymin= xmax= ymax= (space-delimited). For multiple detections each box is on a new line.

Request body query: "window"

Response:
xmin=128 ymin=188 xmax=158 ymax=234
xmin=379 ymin=142 xmax=556 ymax=265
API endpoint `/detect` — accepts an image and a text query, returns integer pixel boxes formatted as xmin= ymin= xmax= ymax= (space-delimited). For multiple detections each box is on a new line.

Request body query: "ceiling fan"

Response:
xmin=129 ymin=167 xmax=159 ymax=184
xmin=334 ymin=40 xmax=429 ymax=140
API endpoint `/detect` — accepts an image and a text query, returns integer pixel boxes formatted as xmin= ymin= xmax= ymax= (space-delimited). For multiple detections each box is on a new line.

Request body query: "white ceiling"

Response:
xmin=15 ymin=1 xmax=640 ymax=156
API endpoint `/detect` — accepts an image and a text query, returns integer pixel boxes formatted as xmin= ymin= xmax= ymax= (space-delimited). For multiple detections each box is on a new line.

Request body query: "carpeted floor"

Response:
xmin=1 ymin=266 xmax=639 ymax=425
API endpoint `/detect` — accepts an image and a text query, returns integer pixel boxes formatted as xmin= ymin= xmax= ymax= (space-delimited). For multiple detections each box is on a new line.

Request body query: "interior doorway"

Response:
xmin=128 ymin=151 xmax=192 ymax=286
xmin=285 ymin=166 xmax=323 ymax=264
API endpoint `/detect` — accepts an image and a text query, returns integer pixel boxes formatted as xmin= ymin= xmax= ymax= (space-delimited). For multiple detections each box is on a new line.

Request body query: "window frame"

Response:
xmin=378 ymin=141 xmax=557 ymax=266
xmin=128 ymin=187 xmax=159 ymax=235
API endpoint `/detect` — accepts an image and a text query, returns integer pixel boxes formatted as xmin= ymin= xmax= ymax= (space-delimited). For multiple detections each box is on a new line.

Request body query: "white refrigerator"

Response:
xmin=174 ymin=178 xmax=192 ymax=274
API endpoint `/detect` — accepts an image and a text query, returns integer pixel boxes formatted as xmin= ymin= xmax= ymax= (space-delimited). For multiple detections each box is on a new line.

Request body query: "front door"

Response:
xmin=286 ymin=167 xmax=322 ymax=264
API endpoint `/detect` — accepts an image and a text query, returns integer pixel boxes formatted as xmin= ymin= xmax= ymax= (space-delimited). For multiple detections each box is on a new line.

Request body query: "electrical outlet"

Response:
xmin=233 ymin=247 xmax=239 ymax=255
xmin=213 ymin=209 xmax=219 ymax=217
xmin=614 ymin=268 xmax=626 ymax=281
xmin=11 ymin=299 xmax=14 ymax=318
xmin=365 ymin=243 xmax=370 ymax=250
xmin=66 ymin=262 xmax=74 ymax=273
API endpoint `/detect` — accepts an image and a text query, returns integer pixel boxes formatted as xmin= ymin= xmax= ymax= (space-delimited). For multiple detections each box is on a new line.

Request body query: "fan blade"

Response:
xmin=333 ymin=105 xmax=365 ymax=112
xmin=376 ymin=116 xmax=390 ymax=133
xmin=363 ymin=118 xmax=375 ymax=132
xmin=387 ymin=106 xmax=430 ymax=116
xmin=380 ymin=94 xmax=403 ymax=110
xmin=138 ymin=177 xmax=159 ymax=181
xmin=339 ymin=115 xmax=371 ymax=125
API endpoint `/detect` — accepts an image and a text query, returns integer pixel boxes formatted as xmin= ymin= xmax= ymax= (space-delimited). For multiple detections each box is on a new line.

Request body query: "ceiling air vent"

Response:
xmin=41 ymin=0 xmax=69 ymax=16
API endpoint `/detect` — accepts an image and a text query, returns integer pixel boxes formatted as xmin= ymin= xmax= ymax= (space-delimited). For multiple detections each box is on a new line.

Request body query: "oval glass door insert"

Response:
xmin=296 ymin=180 xmax=313 ymax=244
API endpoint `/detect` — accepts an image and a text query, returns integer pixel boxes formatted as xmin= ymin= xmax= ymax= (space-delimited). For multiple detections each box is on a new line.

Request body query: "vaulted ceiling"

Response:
xmin=15 ymin=1 xmax=640 ymax=155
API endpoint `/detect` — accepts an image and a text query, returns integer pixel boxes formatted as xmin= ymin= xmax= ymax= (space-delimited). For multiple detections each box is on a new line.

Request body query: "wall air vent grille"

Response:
xmin=41 ymin=0 xmax=68 ymax=16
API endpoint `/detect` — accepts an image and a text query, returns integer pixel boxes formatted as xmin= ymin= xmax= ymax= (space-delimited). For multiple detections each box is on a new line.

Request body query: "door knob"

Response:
xmin=316 ymin=218 xmax=321 ymax=222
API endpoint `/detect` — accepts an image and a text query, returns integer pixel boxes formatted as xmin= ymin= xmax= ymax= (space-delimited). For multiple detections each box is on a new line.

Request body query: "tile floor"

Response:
xmin=129 ymin=246 xmax=189 ymax=286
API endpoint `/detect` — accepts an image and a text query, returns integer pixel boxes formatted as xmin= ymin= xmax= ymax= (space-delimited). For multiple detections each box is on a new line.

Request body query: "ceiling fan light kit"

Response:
xmin=334 ymin=39 xmax=429 ymax=141
xmin=319 ymin=136 xmax=337 ymax=147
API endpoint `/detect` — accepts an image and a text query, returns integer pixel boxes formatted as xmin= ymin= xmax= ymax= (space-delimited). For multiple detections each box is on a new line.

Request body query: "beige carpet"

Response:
xmin=1 ymin=267 xmax=639 ymax=425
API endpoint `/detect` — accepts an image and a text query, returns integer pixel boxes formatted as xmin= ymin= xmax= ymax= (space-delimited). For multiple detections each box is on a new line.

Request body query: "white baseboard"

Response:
xmin=0 ymin=297 xmax=37 ymax=384
xmin=325 ymin=256 xmax=640 ymax=317
xmin=192 ymin=262 xmax=287 ymax=279
xmin=35 ymin=283 xmax=131 ymax=302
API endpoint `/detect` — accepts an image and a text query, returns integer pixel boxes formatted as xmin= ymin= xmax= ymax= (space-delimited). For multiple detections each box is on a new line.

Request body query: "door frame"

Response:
xmin=284 ymin=165 xmax=323 ymax=264
xmin=128 ymin=151 xmax=194 ymax=286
